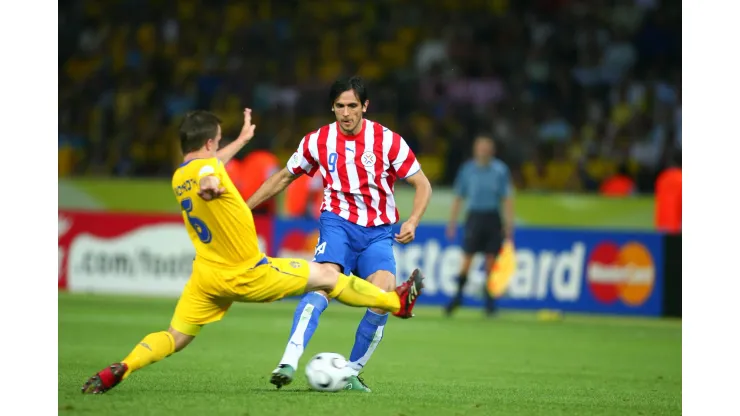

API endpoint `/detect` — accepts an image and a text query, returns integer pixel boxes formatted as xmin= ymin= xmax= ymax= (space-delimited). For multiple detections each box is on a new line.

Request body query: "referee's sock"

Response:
xmin=483 ymin=286 xmax=497 ymax=314
xmin=447 ymin=274 xmax=468 ymax=311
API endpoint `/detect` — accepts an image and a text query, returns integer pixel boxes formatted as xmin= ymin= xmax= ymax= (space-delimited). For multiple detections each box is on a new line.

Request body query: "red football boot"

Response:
xmin=81 ymin=363 xmax=128 ymax=394
xmin=393 ymin=268 xmax=424 ymax=319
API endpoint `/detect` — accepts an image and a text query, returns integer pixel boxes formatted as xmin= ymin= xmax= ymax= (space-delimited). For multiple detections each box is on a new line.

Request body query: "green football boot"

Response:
xmin=270 ymin=364 xmax=295 ymax=389
xmin=343 ymin=374 xmax=372 ymax=392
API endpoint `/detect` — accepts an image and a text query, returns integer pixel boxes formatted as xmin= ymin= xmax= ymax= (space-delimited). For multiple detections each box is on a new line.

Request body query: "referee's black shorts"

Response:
xmin=462 ymin=211 xmax=504 ymax=255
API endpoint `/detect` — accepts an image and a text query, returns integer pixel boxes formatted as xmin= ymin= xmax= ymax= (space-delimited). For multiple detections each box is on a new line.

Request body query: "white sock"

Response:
xmin=347 ymin=365 xmax=361 ymax=377
xmin=348 ymin=323 xmax=385 ymax=374
xmin=279 ymin=341 xmax=304 ymax=370
xmin=278 ymin=301 xmax=320 ymax=369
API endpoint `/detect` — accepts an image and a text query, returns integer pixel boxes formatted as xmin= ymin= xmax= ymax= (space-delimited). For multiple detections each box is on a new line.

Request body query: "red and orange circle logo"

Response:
xmin=586 ymin=242 xmax=655 ymax=306
xmin=280 ymin=230 xmax=321 ymax=258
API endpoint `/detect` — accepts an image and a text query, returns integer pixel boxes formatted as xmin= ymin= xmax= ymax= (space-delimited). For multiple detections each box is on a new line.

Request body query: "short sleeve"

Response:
xmin=389 ymin=133 xmax=421 ymax=179
xmin=501 ymin=164 xmax=513 ymax=198
xmin=453 ymin=163 xmax=469 ymax=197
xmin=286 ymin=135 xmax=319 ymax=177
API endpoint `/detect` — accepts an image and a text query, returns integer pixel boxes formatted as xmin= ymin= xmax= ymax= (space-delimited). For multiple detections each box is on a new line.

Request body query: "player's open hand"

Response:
xmin=395 ymin=221 xmax=417 ymax=244
xmin=504 ymin=225 xmax=514 ymax=242
xmin=239 ymin=108 xmax=256 ymax=142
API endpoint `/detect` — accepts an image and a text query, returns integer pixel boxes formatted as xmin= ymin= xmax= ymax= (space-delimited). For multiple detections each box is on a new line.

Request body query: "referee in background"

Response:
xmin=445 ymin=135 xmax=514 ymax=317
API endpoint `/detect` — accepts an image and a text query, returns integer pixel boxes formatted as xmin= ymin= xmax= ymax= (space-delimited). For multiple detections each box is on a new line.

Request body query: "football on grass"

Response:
xmin=305 ymin=352 xmax=352 ymax=392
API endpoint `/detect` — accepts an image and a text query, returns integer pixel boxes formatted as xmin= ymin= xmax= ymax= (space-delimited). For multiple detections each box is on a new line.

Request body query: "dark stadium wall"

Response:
xmin=662 ymin=233 xmax=682 ymax=318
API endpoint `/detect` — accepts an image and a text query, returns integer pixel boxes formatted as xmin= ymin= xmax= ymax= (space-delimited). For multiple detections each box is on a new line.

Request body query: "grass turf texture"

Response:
xmin=59 ymin=293 xmax=681 ymax=416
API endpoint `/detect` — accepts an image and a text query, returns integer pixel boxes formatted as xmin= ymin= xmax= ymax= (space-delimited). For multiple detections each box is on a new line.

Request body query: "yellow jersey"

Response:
xmin=172 ymin=157 xmax=263 ymax=269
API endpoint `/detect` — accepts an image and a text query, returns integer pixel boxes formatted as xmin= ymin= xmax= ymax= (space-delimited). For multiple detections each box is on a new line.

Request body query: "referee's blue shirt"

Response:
xmin=453 ymin=159 xmax=512 ymax=212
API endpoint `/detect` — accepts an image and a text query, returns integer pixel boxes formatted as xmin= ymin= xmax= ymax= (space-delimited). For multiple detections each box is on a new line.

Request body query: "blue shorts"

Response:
xmin=312 ymin=211 xmax=396 ymax=278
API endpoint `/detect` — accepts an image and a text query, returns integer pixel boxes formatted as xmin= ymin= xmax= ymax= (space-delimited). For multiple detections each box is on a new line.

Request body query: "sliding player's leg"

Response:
xmin=305 ymin=261 xmax=423 ymax=320
xmin=81 ymin=326 xmax=194 ymax=395
xmin=81 ymin=265 xmax=232 ymax=394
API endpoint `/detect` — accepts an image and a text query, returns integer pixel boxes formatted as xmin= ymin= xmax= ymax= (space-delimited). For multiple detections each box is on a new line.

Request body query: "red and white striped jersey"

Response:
xmin=286 ymin=119 xmax=421 ymax=227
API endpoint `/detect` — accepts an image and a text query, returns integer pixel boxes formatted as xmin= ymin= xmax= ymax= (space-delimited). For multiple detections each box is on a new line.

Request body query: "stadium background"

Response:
xmin=58 ymin=1 xmax=681 ymax=414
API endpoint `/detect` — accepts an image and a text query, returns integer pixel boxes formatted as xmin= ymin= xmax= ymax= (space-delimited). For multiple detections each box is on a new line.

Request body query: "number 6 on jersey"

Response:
xmin=181 ymin=197 xmax=213 ymax=243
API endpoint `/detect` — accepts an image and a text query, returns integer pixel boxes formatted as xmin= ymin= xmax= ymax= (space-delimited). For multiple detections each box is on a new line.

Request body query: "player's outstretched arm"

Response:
xmin=216 ymin=108 xmax=256 ymax=164
xmin=395 ymin=169 xmax=433 ymax=244
xmin=246 ymin=168 xmax=298 ymax=209
xmin=503 ymin=192 xmax=515 ymax=240
xmin=446 ymin=196 xmax=465 ymax=241
xmin=447 ymin=166 xmax=468 ymax=241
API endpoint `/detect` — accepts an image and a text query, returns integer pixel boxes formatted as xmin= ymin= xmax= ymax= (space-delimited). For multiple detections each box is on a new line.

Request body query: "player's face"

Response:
xmin=206 ymin=125 xmax=222 ymax=156
xmin=332 ymin=90 xmax=368 ymax=135
xmin=473 ymin=138 xmax=494 ymax=163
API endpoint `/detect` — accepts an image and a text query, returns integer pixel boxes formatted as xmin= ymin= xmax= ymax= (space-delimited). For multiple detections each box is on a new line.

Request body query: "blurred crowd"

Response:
xmin=59 ymin=0 xmax=681 ymax=194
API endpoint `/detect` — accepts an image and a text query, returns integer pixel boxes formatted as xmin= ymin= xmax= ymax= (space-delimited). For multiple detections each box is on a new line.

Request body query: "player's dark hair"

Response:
xmin=329 ymin=76 xmax=368 ymax=107
xmin=179 ymin=110 xmax=221 ymax=154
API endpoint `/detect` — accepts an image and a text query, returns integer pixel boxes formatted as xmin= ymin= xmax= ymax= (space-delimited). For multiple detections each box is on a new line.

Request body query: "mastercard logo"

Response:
xmin=586 ymin=241 xmax=655 ymax=307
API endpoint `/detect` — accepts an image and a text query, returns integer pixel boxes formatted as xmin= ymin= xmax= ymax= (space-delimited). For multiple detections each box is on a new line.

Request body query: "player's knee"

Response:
xmin=309 ymin=289 xmax=330 ymax=301
xmin=308 ymin=262 xmax=340 ymax=292
xmin=168 ymin=327 xmax=195 ymax=352
xmin=367 ymin=270 xmax=396 ymax=292
xmin=368 ymin=270 xmax=394 ymax=315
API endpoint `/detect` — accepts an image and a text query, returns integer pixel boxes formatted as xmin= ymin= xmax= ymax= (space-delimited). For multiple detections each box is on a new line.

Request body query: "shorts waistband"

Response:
xmin=195 ymin=254 xmax=268 ymax=270
xmin=468 ymin=210 xmax=501 ymax=216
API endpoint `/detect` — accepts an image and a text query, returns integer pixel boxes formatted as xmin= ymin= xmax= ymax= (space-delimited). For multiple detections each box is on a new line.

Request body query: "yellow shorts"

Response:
xmin=170 ymin=257 xmax=310 ymax=336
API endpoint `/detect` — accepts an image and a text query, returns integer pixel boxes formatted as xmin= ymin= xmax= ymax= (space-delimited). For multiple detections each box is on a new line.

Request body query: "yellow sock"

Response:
xmin=328 ymin=274 xmax=401 ymax=313
xmin=121 ymin=331 xmax=175 ymax=379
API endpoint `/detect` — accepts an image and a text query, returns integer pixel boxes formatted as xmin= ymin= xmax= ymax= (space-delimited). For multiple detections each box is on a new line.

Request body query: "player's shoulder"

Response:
xmin=176 ymin=157 xmax=223 ymax=177
xmin=492 ymin=158 xmax=510 ymax=172
xmin=181 ymin=156 xmax=222 ymax=169
xmin=301 ymin=123 xmax=335 ymax=142
xmin=365 ymin=119 xmax=395 ymax=135
xmin=460 ymin=159 xmax=476 ymax=171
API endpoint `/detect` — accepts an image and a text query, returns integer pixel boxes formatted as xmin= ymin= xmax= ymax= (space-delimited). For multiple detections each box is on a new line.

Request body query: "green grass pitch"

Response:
xmin=59 ymin=293 xmax=681 ymax=416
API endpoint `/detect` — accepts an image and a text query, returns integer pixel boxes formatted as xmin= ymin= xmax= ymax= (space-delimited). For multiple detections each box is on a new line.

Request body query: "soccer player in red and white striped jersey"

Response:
xmin=288 ymin=109 xmax=421 ymax=227
xmin=247 ymin=76 xmax=433 ymax=392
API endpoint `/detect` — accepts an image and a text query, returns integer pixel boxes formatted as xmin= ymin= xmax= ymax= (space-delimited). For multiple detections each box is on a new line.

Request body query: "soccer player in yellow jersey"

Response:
xmin=81 ymin=109 xmax=424 ymax=394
